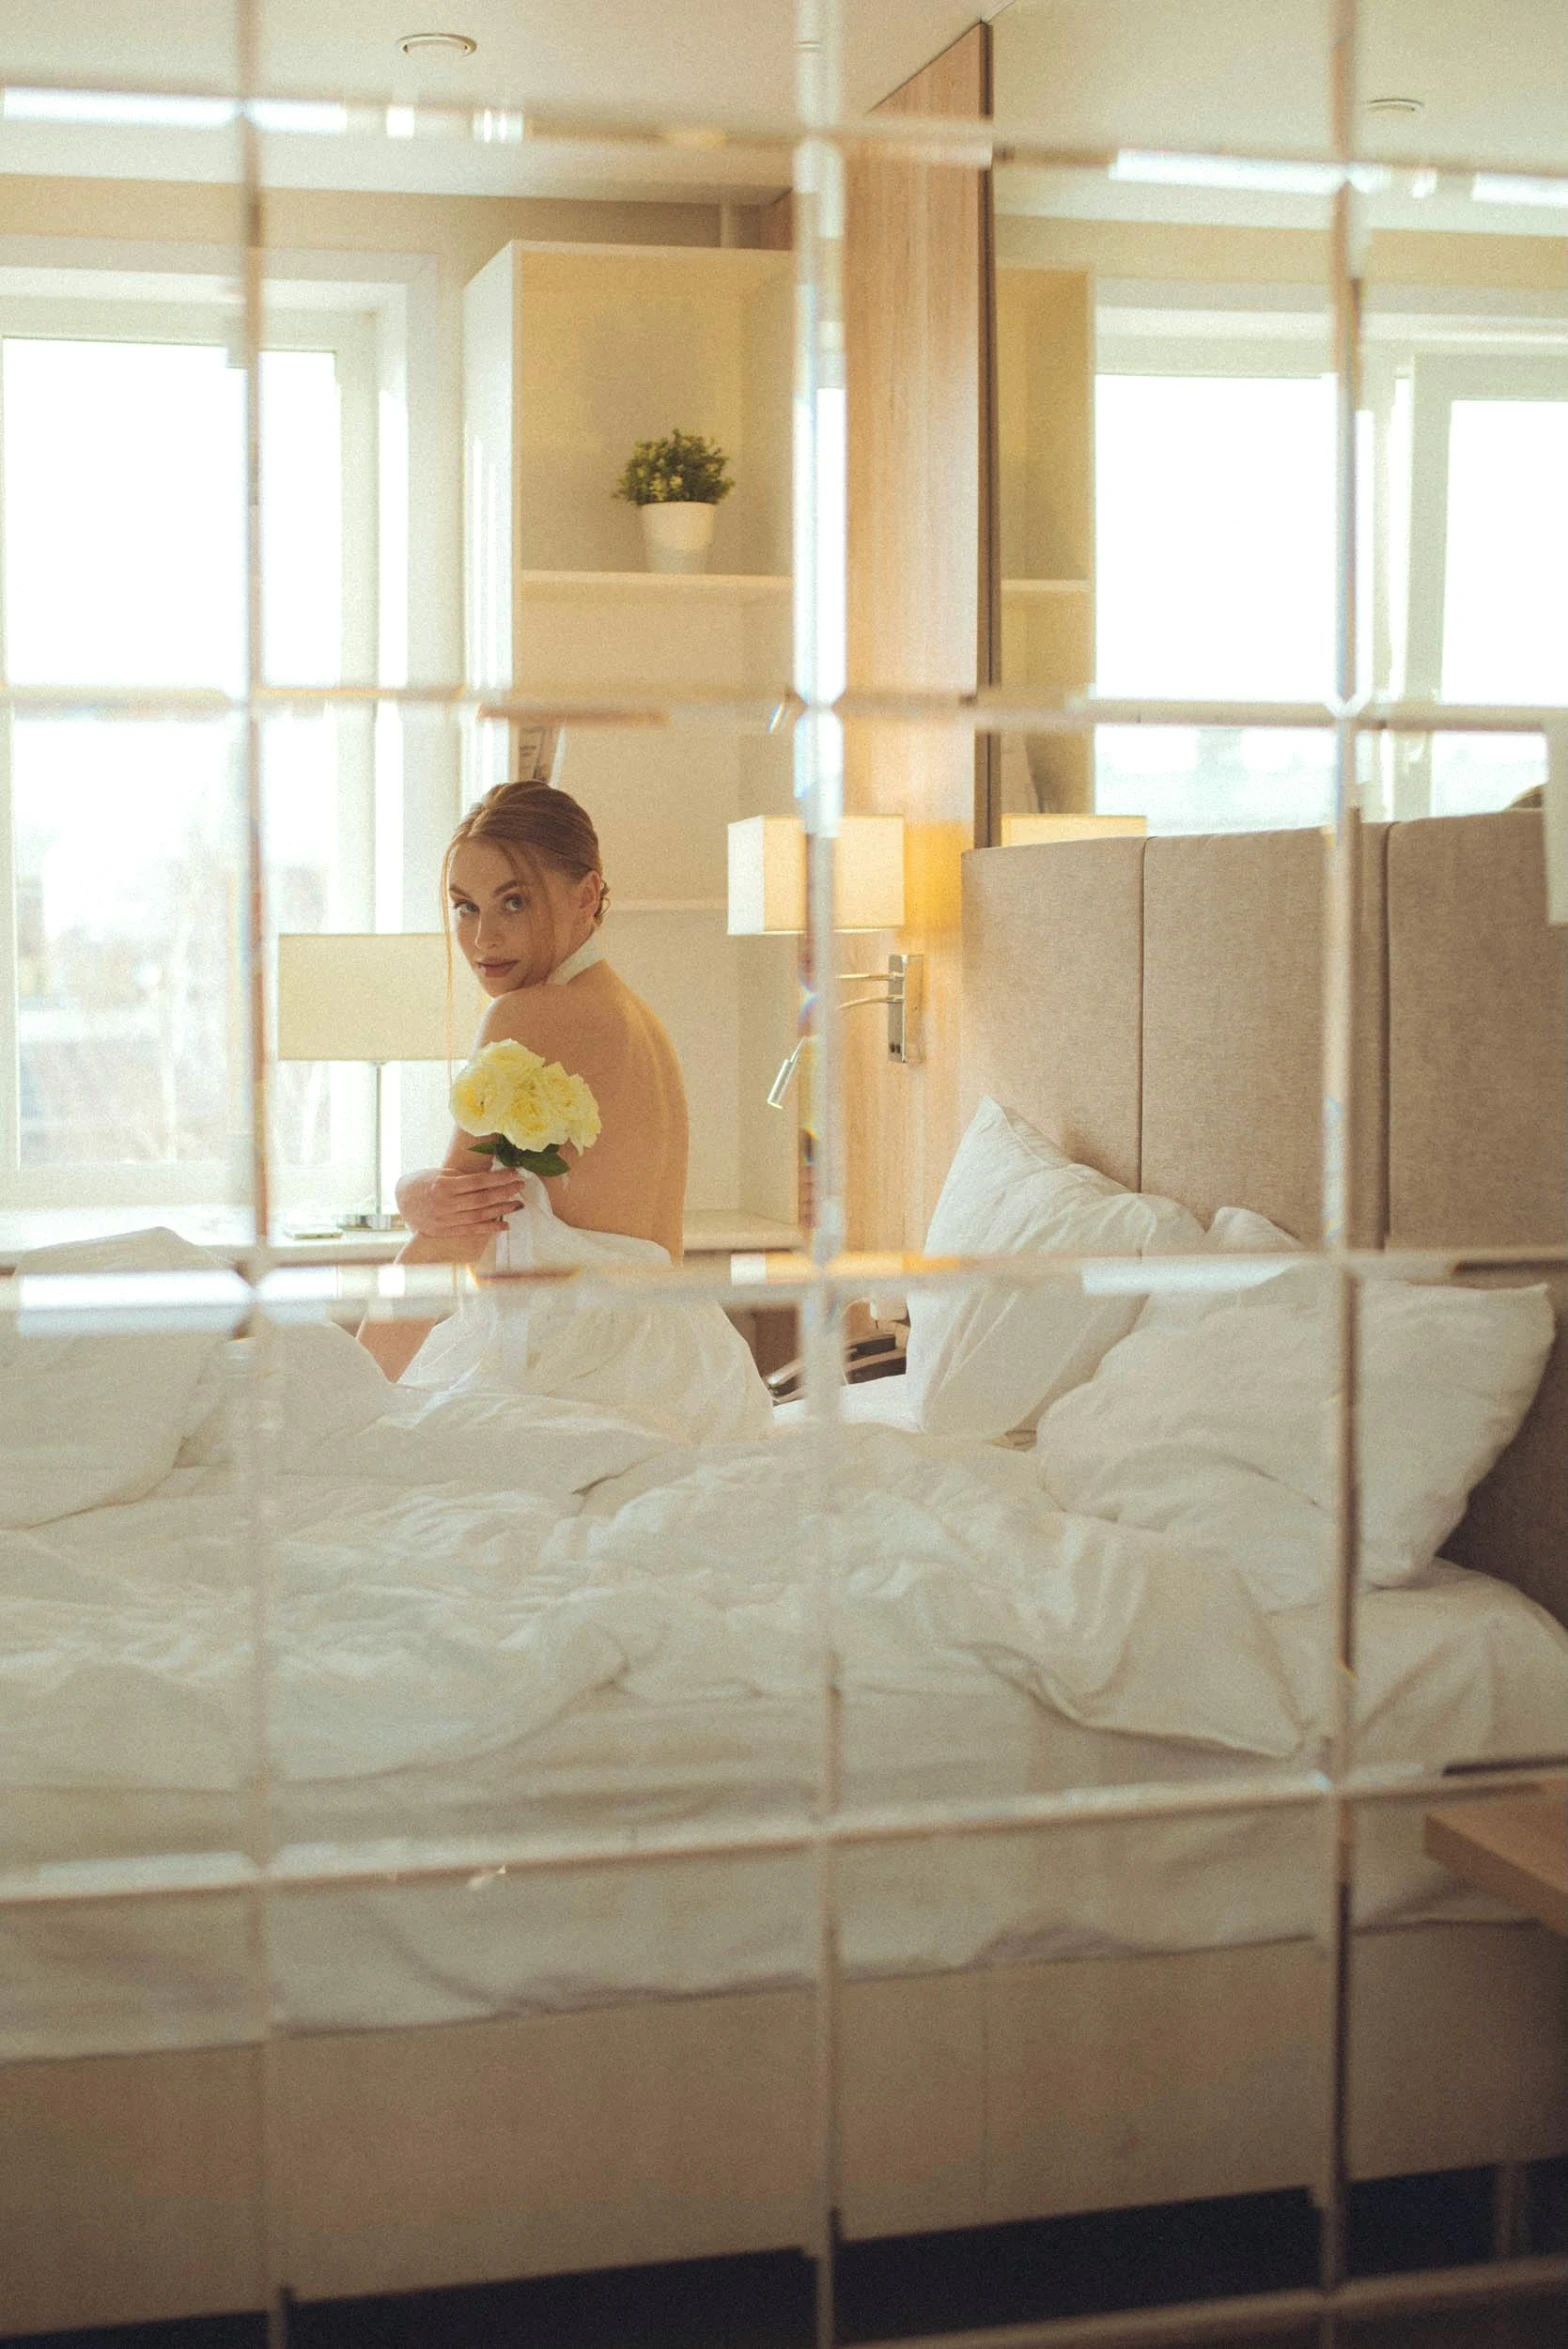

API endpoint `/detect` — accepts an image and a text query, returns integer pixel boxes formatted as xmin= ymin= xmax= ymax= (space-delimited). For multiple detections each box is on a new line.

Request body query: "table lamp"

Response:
xmin=275 ymin=933 xmax=486 ymax=1229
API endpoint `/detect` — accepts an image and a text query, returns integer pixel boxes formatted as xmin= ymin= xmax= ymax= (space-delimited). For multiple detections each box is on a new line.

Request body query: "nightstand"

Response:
xmin=1425 ymin=1781 xmax=1568 ymax=1939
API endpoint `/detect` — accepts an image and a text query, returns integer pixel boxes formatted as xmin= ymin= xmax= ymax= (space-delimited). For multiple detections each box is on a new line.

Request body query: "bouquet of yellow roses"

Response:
xmin=450 ymin=1040 xmax=601 ymax=1181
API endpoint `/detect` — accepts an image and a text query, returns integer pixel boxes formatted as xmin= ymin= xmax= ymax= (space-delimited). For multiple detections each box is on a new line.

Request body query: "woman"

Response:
xmin=357 ymin=784 xmax=767 ymax=1440
xmin=357 ymin=781 xmax=686 ymax=1379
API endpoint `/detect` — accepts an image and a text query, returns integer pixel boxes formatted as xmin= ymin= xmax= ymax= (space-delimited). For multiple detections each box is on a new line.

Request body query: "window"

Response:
xmin=0 ymin=295 xmax=380 ymax=1217
xmin=1093 ymin=302 xmax=1567 ymax=832
xmin=1406 ymin=356 xmax=1568 ymax=818
xmin=1095 ymin=367 xmax=1339 ymax=834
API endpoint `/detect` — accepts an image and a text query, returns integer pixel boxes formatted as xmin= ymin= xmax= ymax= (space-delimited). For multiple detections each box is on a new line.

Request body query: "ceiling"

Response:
xmin=0 ymin=0 xmax=997 ymax=201
xmin=994 ymin=0 xmax=1568 ymax=172
xmin=1 ymin=0 xmax=985 ymax=112
xmin=0 ymin=1 xmax=1560 ymax=206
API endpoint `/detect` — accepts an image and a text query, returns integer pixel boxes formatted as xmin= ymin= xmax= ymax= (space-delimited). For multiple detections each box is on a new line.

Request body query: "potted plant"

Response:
xmin=615 ymin=430 xmax=734 ymax=574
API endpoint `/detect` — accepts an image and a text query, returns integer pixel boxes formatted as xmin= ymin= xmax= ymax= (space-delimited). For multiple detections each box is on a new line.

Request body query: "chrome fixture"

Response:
xmin=840 ymin=951 xmax=923 ymax=1065
xmin=766 ymin=954 xmax=924 ymax=1108
xmin=767 ymin=1038 xmax=810 ymax=1109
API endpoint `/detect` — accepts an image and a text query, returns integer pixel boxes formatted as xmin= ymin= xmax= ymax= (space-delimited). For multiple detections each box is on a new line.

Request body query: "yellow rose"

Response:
xmin=450 ymin=1040 xmax=598 ymax=1160
xmin=450 ymin=1040 xmax=546 ymax=1137
xmin=540 ymin=1063 xmax=601 ymax=1153
xmin=559 ymin=1072 xmax=601 ymax=1152
xmin=497 ymin=1066 xmax=559 ymax=1152
xmin=535 ymin=1063 xmax=573 ymax=1120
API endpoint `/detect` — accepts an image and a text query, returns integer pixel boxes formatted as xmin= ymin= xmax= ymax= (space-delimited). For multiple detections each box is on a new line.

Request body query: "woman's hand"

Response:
xmin=396 ymin=1165 xmax=526 ymax=1244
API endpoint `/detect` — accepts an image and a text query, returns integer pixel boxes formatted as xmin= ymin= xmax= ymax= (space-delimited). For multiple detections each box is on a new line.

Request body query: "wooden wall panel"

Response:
xmin=843 ymin=23 xmax=990 ymax=1251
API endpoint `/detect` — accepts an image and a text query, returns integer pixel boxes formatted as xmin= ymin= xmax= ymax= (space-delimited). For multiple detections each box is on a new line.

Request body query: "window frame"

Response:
xmin=1093 ymin=286 xmax=1568 ymax=829
xmin=0 ymin=284 xmax=383 ymax=1215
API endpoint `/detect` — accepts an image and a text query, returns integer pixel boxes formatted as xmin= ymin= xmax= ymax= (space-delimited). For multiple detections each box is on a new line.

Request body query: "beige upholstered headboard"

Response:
xmin=961 ymin=810 xmax=1568 ymax=1629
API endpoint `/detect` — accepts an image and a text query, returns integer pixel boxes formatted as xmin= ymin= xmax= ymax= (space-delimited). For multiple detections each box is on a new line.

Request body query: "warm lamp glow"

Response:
xmin=836 ymin=817 xmax=906 ymax=929
xmin=275 ymin=933 xmax=486 ymax=1062
xmin=727 ymin=815 xmax=906 ymax=935
xmin=1000 ymin=814 xmax=1148 ymax=847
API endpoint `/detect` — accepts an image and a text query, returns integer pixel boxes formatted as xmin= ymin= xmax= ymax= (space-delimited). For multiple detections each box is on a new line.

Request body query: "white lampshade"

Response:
xmin=1000 ymin=814 xmax=1148 ymax=846
xmin=727 ymin=815 xmax=906 ymax=935
xmin=275 ymin=934 xmax=487 ymax=1062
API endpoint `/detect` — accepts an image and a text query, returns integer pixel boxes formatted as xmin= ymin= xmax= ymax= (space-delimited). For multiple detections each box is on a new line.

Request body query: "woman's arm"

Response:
xmin=354 ymin=1134 xmax=523 ymax=1379
xmin=357 ymin=984 xmax=584 ymax=1378
xmin=395 ymin=1159 xmax=526 ymax=1256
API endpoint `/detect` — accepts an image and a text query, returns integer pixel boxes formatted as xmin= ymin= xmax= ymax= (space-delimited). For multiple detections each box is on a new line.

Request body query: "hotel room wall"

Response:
xmin=997 ymin=212 xmax=1568 ymax=297
xmin=0 ymin=175 xmax=742 ymax=266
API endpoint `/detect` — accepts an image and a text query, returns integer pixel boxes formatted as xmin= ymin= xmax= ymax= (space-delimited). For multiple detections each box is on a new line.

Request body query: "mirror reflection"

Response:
xmin=0 ymin=7 xmax=1564 ymax=2348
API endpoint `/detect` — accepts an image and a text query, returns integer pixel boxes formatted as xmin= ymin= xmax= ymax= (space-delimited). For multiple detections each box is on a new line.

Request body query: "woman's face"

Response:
xmin=447 ymin=840 xmax=595 ymax=995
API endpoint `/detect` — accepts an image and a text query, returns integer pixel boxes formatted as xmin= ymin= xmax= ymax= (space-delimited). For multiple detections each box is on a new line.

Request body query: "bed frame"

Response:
xmin=4 ymin=811 xmax=1565 ymax=2335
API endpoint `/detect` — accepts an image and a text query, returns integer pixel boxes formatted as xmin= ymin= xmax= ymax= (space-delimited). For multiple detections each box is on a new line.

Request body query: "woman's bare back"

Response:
xmin=499 ymin=963 xmax=687 ymax=1259
xmin=361 ymin=962 xmax=687 ymax=1378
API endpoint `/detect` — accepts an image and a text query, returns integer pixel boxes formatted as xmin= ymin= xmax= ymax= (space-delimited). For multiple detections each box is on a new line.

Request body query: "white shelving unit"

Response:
xmin=463 ymin=241 xmax=800 ymax=1232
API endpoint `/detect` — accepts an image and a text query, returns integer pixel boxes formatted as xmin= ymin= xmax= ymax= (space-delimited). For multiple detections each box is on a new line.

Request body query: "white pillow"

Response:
xmin=1134 ymin=1203 xmax=1302 ymax=1336
xmin=1036 ymin=1268 xmax=1555 ymax=1609
xmin=903 ymin=1097 xmax=1203 ymax=1442
xmin=0 ymin=1228 xmax=234 ymax=1526
xmin=1208 ymin=1205 xmax=1299 ymax=1254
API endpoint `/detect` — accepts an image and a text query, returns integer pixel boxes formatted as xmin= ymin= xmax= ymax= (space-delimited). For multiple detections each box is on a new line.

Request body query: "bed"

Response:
xmin=1 ymin=810 xmax=1565 ymax=2336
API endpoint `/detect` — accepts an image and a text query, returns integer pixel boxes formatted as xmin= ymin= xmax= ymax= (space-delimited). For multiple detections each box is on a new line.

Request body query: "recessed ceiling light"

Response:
xmin=1366 ymin=95 xmax=1424 ymax=117
xmin=399 ymin=32 xmax=477 ymax=57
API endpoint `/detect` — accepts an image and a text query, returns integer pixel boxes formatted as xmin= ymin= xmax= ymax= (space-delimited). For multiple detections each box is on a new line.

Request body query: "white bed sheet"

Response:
xmin=4 ymin=1406 xmax=1566 ymax=2062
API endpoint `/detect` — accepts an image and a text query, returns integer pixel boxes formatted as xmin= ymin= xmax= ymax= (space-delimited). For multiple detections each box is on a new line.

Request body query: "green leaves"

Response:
xmin=472 ymin=1136 xmax=571 ymax=1179
xmin=615 ymin=429 xmax=733 ymax=506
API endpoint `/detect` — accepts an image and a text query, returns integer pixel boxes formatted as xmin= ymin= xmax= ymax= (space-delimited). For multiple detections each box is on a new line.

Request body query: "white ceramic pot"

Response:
xmin=639 ymin=499 xmax=717 ymax=575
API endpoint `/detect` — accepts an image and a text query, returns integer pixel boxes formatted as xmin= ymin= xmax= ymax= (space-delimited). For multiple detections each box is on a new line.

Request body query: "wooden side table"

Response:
xmin=1425 ymin=1780 xmax=1568 ymax=1939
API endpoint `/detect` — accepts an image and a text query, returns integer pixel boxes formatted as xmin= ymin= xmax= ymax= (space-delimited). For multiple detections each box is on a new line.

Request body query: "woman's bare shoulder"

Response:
xmin=473 ymin=980 xmax=599 ymax=1057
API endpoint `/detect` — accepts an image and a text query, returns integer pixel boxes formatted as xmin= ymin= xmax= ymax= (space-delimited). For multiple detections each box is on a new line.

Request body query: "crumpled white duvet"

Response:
xmin=0 ymin=1413 xmax=1310 ymax=1796
xmin=6 ymin=1245 xmax=1568 ymax=2062
xmin=4 ymin=1274 xmax=1567 ymax=1804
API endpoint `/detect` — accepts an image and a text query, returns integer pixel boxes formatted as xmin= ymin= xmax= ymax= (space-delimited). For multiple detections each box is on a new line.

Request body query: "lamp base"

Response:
xmin=338 ymin=1211 xmax=406 ymax=1233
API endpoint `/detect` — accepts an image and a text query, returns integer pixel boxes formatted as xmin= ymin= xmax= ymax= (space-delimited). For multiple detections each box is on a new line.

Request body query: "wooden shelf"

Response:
xmin=683 ymin=1210 xmax=802 ymax=1255
xmin=1425 ymin=1783 xmax=1568 ymax=1938
xmin=1001 ymin=577 xmax=1091 ymax=600
xmin=518 ymin=570 xmax=791 ymax=603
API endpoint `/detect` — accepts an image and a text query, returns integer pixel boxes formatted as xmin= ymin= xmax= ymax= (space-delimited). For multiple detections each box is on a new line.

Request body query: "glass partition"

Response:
xmin=0 ymin=3 xmax=1563 ymax=2345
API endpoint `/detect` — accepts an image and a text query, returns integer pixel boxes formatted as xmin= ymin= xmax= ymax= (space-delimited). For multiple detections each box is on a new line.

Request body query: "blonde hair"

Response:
xmin=444 ymin=781 xmax=607 ymax=984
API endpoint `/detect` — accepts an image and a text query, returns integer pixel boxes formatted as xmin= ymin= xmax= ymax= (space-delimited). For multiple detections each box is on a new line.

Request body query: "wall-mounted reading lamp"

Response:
xmin=726 ymin=815 xmax=919 ymax=1106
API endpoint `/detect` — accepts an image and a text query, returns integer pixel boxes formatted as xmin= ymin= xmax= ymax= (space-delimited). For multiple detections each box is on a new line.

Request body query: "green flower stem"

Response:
xmin=472 ymin=1137 xmax=570 ymax=1179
